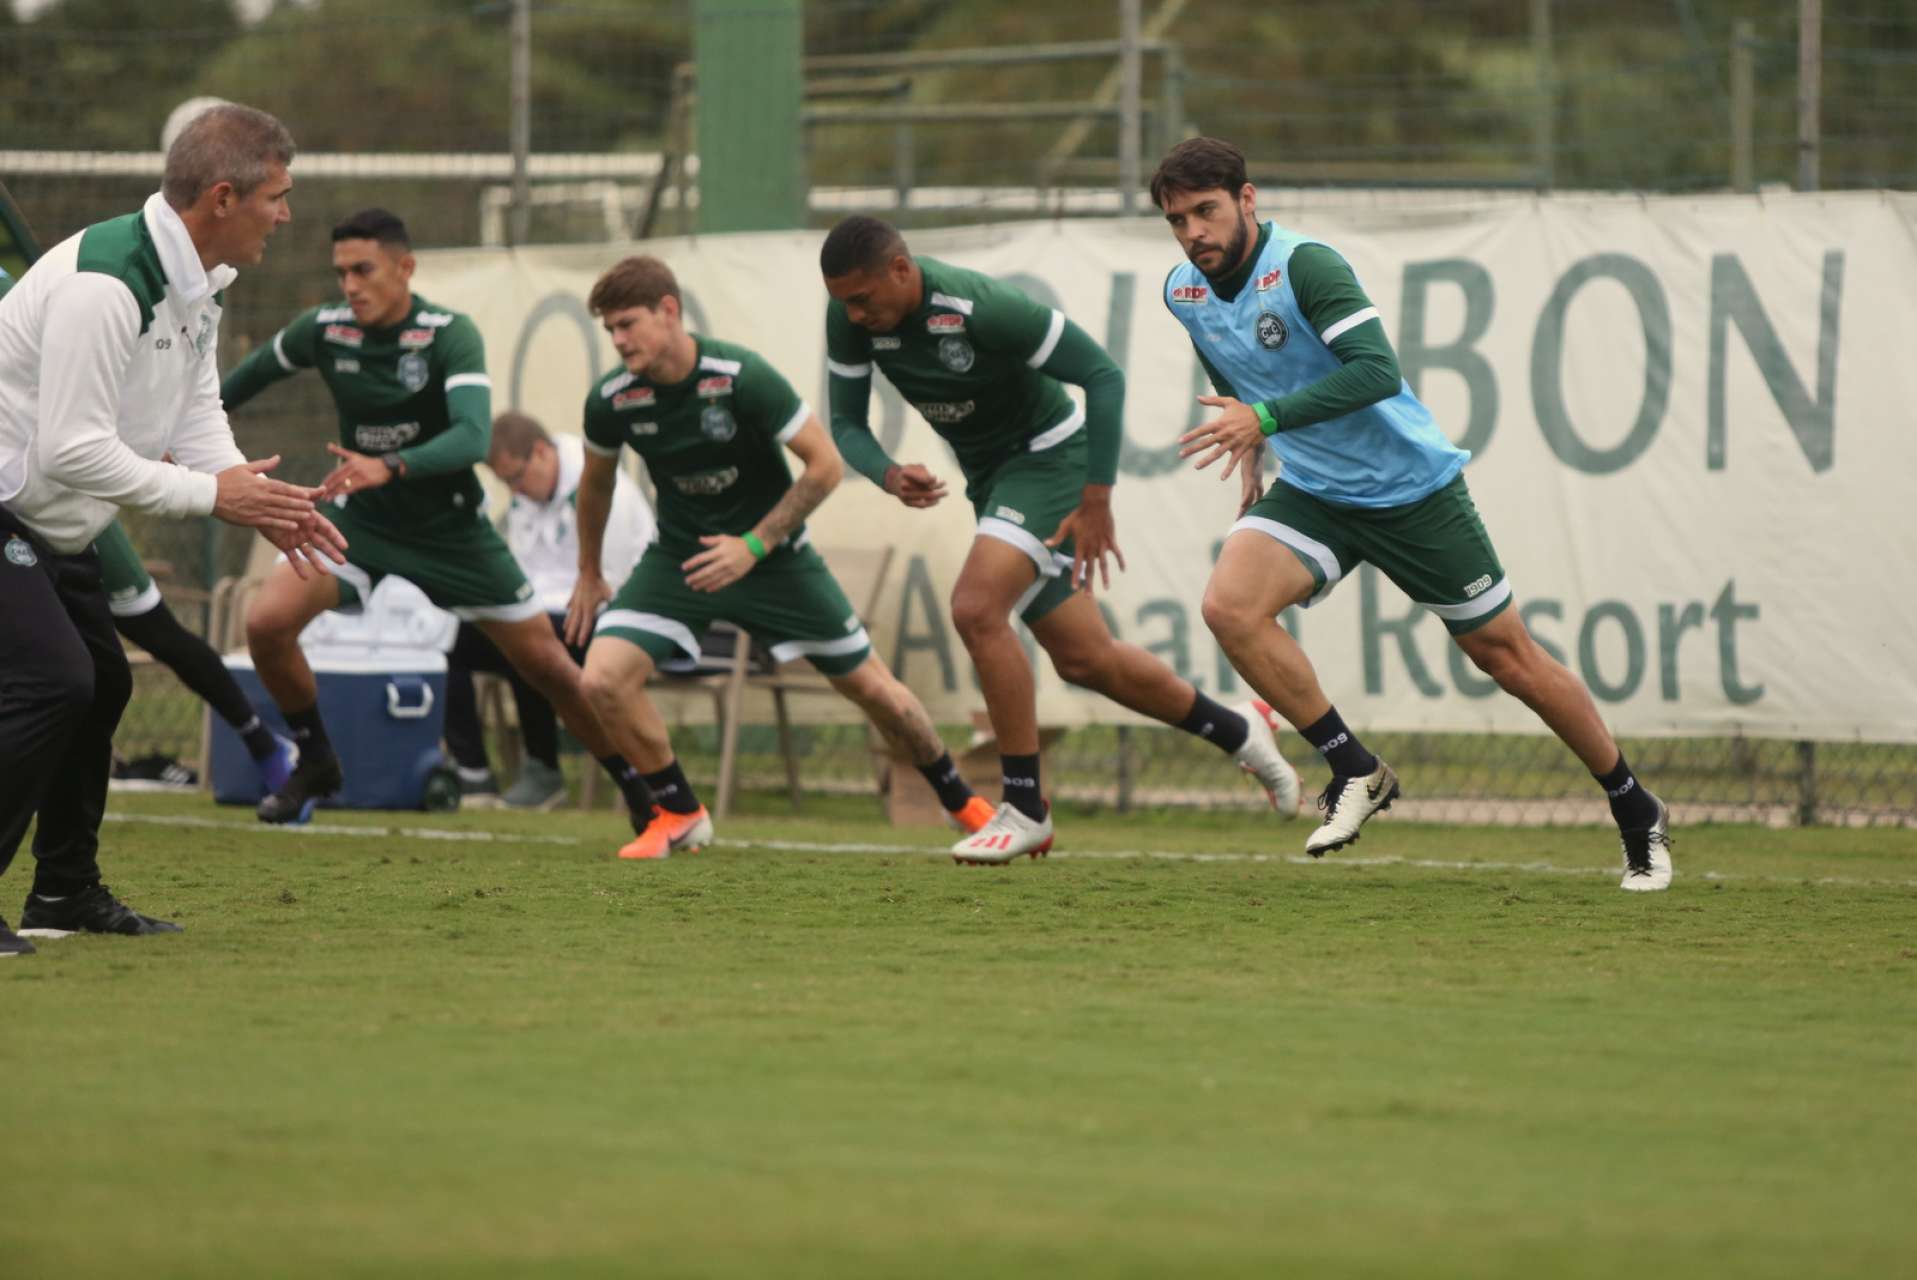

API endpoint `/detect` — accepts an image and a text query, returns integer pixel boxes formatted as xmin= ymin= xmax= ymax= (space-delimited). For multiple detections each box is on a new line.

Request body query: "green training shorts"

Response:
xmin=319 ymin=497 xmax=540 ymax=622
xmin=969 ymin=433 xmax=1087 ymax=624
xmin=594 ymin=540 xmax=872 ymax=676
xmin=1234 ymin=472 xmax=1511 ymax=635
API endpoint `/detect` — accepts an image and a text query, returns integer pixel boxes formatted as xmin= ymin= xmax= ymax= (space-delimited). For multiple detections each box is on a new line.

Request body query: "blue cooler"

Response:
xmin=210 ymin=575 xmax=459 ymax=811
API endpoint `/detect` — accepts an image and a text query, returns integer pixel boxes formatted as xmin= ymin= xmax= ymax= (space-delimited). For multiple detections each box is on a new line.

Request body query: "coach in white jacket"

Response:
xmin=444 ymin=411 xmax=656 ymax=808
xmin=0 ymin=104 xmax=343 ymax=955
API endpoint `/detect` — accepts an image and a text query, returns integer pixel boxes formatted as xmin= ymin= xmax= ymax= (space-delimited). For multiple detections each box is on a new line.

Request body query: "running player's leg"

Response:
xmin=827 ymin=653 xmax=992 ymax=833
xmin=1202 ymin=523 xmax=1396 ymax=854
xmin=579 ymin=633 xmax=711 ymax=860
xmin=477 ymin=612 xmax=654 ymax=821
xmin=1030 ymin=589 xmax=1301 ymax=816
xmin=947 ymin=535 xmax=1044 ymax=814
xmin=245 ymin=559 xmax=346 ymax=822
xmin=441 ymin=621 xmax=509 ymax=803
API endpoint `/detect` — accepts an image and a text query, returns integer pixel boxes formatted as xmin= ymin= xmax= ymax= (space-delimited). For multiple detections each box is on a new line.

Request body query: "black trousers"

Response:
xmin=441 ymin=614 xmax=580 ymax=773
xmin=0 ymin=505 xmax=132 ymax=893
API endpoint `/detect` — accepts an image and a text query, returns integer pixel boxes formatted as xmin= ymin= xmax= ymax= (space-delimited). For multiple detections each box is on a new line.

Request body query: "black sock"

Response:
xmin=1001 ymin=752 xmax=1044 ymax=821
xmin=641 ymin=759 xmax=700 ymax=815
xmin=599 ymin=755 xmax=654 ymax=813
xmin=285 ymin=704 xmax=334 ymax=762
xmin=1595 ymin=753 xmax=1659 ymax=828
xmin=917 ymin=752 xmax=973 ymax=812
xmin=235 ymin=715 xmax=276 ymax=762
xmin=1175 ymin=691 xmax=1250 ymax=754
xmin=116 ymin=602 xmax=264 ymax=747
xmin=1299 ymin=708 xmax=1377 ymax=777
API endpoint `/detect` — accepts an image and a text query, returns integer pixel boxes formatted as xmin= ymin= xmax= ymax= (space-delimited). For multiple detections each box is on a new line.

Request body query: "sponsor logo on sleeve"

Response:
xmin=323 ymin=323 xmax=364 ymax=348
xmin=1255 ymin=266 xmax=1283 ymax=292
xmin=926 ymin=313 xmax=965 ymax=333
xmin=628 ymin=421 xmax=659 ymax=437
xmin=1462 ymin=573 xmax=1494 ymax=599
xmin=613 ymin=387 xmax=656 ymax=410
xmin=992 ymin=505 xmax=1025 ymax=526
xmin=333 ymin=358 xmax=359 ymax=373
xmin=1170 ymin=284 xmax=1209 ymax=305
xmin=696 ymin=375 xmax=733 ymax=398
xmin=1254 ymin=311 xmax=1289 ymax=351
xmin=872 ymin=335 xmax=902 ymax=350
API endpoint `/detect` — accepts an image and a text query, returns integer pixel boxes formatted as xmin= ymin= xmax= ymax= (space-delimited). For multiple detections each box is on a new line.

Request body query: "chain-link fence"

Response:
xmin=6 ymin=0 xmax=1911 ymax=823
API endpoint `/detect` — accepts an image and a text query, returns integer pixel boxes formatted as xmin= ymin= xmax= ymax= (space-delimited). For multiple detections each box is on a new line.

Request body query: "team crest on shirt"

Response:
xmin=937 ymin=335 xmax=975 ymax=373
xmin=398 ymin=352 xmax=430 ymax=392
xmin=700 ymin=405 xmax=737 ymax=443
xmin=1255 ymin=311 xmax=1289 ymax=351
xmin=3 ymin=536 xmax=36 ymax=568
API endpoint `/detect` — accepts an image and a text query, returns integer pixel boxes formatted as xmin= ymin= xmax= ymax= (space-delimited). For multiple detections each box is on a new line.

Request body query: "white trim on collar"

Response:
xmin=142 ymin=192 xmax=237 ymax=303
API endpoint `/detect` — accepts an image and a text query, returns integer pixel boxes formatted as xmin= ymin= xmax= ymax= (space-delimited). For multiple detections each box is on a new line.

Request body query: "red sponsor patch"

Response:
xmin=696 ymin=376 xmax=733 ymax=397
xmin=399 ymin=328 xmax=435 ymax=348
xmin=323 ymin=324 xmax=364 ymax=346
xmin=1170 ymin=285 xmax=1209 ymax=305
xmin=613 ymin=387 xmax=655 ymax=410
xmin=1255 ymin=267 xmax=1282 ymax=292
xmin=926 ymin=313 xmax=965 ymax=332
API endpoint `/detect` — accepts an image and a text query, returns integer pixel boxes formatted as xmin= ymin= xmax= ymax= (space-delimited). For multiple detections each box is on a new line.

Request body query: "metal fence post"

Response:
xmin=1116 ymin=724 xmax=1135 ymax=813
xmin=1796 ymin=740 xmax=1818 ymax=825
xmin=1531 ymin=0 xmax=1555 ymax=191
xmin=508 ymin=0 xmax=531 ymax=247
xmin=1118 ymin=0 xmax=1142 ymax=214
xmin=1730 ymin=21 xmax=1755 ymax=192
xmin=1798 ymin=0 xmax=1821 ymax=191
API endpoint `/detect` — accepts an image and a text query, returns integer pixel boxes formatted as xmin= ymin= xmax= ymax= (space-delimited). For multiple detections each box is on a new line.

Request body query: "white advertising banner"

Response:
xmin=418 ymin=192 xmax=1917 ymax=741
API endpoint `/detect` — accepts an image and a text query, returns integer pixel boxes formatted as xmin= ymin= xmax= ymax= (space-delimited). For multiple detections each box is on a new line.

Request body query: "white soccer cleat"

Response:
xmin=1232 ymin=699 xmax=1302 ymax=818
xmin=1304 ymin=760 xmax=1400 ymax=858
xmin=952 ymin=802 xmax=1054 ymax=865
xmin=1619 ymin=793 xmax=1675 ymax=892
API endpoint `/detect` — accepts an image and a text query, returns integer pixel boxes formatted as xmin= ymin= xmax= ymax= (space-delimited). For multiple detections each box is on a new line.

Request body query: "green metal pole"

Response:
xmin=694 ymin=0 xmax=806 ymax=232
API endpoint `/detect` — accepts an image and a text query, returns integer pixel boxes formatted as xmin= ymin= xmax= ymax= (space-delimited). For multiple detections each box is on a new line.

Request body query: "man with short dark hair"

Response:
xmin=1153 ymin=136 xmax=1673 ymax=889
xmin=223 ymin=209 xmax=658 ymax=828
xmin=438 ymin=410 xmax=655 ymax=809
xmin=0 ymin=103 xmax=343 ymax=954
xmin=821 ymin=215 xmax=1302 ymax=865
xmin=569 ymin=254 xmax=997 ymax=858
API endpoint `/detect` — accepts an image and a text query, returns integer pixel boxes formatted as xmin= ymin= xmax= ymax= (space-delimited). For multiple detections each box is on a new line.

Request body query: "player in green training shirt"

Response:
xmin=821 ymin=215 xmax=1303 ymax=864
xmin=566 ymin=255 xmax=996 ymax=859
xmin=222 ymin=208 xmax=655 ymax=827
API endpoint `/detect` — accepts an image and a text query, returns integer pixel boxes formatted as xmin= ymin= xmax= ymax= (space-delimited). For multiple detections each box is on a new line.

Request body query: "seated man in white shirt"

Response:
xmin=445 ymin=410 xmax=655 ymax=808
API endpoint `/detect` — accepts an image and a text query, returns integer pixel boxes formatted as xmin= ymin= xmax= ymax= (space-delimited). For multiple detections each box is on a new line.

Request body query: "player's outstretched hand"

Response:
xmin=1179 ymin=396 xmax=1267 ymax=482
xmin=265 ymin=510 xmax=349 ymax=581
xmin=683 ymin=535 xmax=757 ymax=593
xmin=212 ymin=456 xmax=319 ymax=533
xmin=882 ymin=462 xmax=948 ymax=509
xmin=1047 ymin=484 xmax=1126 ymax=594
xmin=565 ymin=569 xmax=612 ymax=649
xmin=319 ymin=442 xmax=396 ymax=498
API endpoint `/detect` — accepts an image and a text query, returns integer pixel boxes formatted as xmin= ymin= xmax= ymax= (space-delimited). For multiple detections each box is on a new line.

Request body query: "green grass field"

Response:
xmin=5 ymin=792 xmax=1914 ymax=1278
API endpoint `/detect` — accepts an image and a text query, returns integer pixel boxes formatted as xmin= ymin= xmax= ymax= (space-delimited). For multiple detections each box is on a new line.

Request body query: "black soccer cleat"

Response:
xmin=0 ymin=917 xmax=35 ymax=957
xmin=258 ymin=751 xmax=344 ymax=825
xmin=18 ymin=884 xmax=183 ymax=938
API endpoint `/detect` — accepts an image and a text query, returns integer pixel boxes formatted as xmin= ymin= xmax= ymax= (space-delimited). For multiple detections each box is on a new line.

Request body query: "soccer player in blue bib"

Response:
xmin=1154 ymin=137 xmax=1672 ymax=891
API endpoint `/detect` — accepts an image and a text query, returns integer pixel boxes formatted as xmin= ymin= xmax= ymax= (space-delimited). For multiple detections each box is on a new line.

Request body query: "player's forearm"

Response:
xmin=754 ymin=458 xmax=840 ymax=548
xmin=828 ymin=372 xmax=895 ymax=486
xmin=1259 ymin=332 xmax=1401 ymax=431
xmin=1037 ymin=319 xmax=1125 ymax=485
xmin=574 ymin=471 xmax=615 ymax=577
xmin=396 ymin=393 xmax=489 ymax=477
xmin=220 ymin=340 xmax=297 ymax=411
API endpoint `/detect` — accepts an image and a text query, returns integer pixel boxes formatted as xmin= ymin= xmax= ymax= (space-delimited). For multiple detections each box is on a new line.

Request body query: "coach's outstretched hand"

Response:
xmin=211 ymin=455 xmax=319 ymax=533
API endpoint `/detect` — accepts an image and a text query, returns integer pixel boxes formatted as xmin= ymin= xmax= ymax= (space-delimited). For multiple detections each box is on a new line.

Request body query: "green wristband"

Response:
xmin=1252 ymin=401 xmax=1279 ymax=436
xmin=742 ymin=531 xmax=769 ymax=560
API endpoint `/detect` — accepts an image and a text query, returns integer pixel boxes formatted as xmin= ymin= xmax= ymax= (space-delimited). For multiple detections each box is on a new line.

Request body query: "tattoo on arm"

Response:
xmin=755 ymin=470 xmax=834 ymax=548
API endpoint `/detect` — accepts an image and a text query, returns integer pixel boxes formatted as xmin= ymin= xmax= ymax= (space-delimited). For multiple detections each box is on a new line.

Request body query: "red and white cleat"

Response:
xmin=1232 ymin=699 xmax=1303 ymax=817
xmin=951 ymin=802 xmax=1054 ymax=866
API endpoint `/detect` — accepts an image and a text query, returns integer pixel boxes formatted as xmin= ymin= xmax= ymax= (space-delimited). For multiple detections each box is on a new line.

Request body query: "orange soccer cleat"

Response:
xmin=617 ymin=804 xmax=715 ymax=860
xmin=948 ymin=794 xmax=998 ymax=835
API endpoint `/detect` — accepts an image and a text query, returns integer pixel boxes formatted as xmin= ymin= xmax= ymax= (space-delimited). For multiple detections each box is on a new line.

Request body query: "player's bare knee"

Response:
xmin=1201 ymin=586 xmax=1264 ymax=649
xmin=1462 ymin=630 xmax=1535 ymax=698
xmin=1048 ymin=640 xmax=1110 ymax=689
xmin=949 ymin=588 xmax=1009 ymax=648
